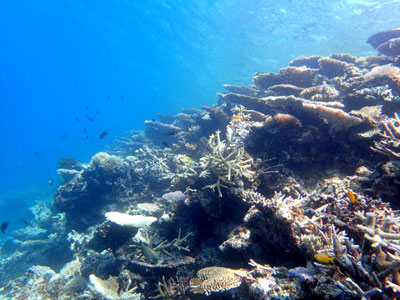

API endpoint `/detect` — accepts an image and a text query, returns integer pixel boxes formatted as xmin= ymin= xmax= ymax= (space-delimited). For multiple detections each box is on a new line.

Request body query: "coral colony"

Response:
xmin=3 ymin=29 xmax=400 ymax=299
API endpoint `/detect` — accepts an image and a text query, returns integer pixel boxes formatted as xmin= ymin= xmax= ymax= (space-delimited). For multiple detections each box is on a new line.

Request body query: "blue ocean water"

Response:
xmin=0 ymin=0 xmax=399 ymax=228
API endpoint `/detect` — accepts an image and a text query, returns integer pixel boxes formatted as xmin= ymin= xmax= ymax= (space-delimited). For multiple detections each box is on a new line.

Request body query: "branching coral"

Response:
xmin=150 ymin=275 xmax=191 ymax=299
xmin=372 ymin=112 xmax=400 ymax=158
xmin=200 ymin=129 xmax=255 ymax=197
xmin=131 ymin=229 xmax=192 ymax=265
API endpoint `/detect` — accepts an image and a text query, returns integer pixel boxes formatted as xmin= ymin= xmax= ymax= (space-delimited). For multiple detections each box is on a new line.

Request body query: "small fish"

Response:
xmin=75 ymin=117 xmax=80 ymax=122
xmin=139 ymin=241 xmax=159 ymax=264
xmin=121 ymin=96 xmax=124 ymax=101
xmin=1 ymin=221 xmax=9 ymax=234
xmin=96 ymin=110 xmax=100 ymax=115
xmin=314 ymin=253 xmax=334 ymax=264
xmin=84 ymin=127 xmax=87 ymax=134
xmin=86 ymin=115 xmax=95 ymax=122
xmin=232 ymin=114 xmax=242 ymax=120
xmin=99 ymin=130 xmax=108 ymax=139
xmin=80 ymin=135 xmax=89 ymax=140
xmin=162 ymin=191 xmax=187 ymax=202
xmin=60 ymin=134 xmax=68 ymax=141
xmin=33 ymin=152 xmax=40 ymax=156
xmin=162 ymin=142 xmax=170 ymax=148
xmin=85 ymin=105 xmax=89 ymax=110
xmin=48 ymin=179 xmax=54 ymax=186
xmin=347 ymin=190 xmax=357 ymax=203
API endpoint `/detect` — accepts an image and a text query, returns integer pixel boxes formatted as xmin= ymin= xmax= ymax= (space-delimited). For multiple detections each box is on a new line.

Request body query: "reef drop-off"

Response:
xmin=2 ymin=34 xmax=400 ymax=299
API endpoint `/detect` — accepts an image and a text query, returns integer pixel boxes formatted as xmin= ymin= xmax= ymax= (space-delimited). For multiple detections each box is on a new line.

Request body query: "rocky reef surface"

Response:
xmin=3 ymin=39 xmax=400 ymax=299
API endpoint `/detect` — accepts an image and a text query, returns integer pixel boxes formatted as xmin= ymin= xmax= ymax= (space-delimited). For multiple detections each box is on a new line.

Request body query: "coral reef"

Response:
xmin=367 ymin=28 xmax=400 ymax=57
xmin=5 ymin=31 xmax=400 ymax=299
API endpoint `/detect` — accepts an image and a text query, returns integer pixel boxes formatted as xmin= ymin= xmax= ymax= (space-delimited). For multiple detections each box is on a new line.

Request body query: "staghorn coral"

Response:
xmin=372 ymin=112 xmax=400 ymax=158
xmin=128 ymin=228 xmax=192 ymax=266
xmin=199 ymin=128 xmax=255 ymax=197
xmin=248 ymin=260 xmax=304 ymax=300
xmin=150 ymin=275 xmax=191 ymax=299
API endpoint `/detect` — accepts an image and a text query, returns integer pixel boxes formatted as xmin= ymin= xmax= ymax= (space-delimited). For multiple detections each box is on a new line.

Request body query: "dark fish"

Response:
xmin=99 ymin=130 xmax=108 ymax=139
xmin=85 ymin=105 xmax=89 ymax=110
xmin=75 ymin=117 xmax=80 ymax=122
xmin=96 ymin=110 xmax=100 ymax=115
xmin=48 ymin=179 xmax=54 ymax=186
xmin=86 ymin=115 xmax=95 ymax=122
xmin=33 ymin=152 xmax=40 ymax=156
xmin=80 ymin=135 xmax=89 ymax=140
xmin=121 ymin=96 xmax=124 ymax=101
xmin=152 ymin=118 xmax=155 ymax=122
xmin=162 ymin=142 xmax=170 ymax=148
xmin=139 ymin=241 xmax=159 ymax=264
xmin=84 ymin=127 xmax=87 ymax=134
xmin=60 ymin=133 xmax=68 ymax=141
xmin=1 ymin=221 xmax=9 ymax=234
xmin=23 ymin=220 xmax=28 ymax=225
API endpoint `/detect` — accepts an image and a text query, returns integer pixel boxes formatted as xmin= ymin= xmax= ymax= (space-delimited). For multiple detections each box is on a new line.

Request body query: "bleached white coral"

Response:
xmin=105 ymin=212 xmax=157 ymax=227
